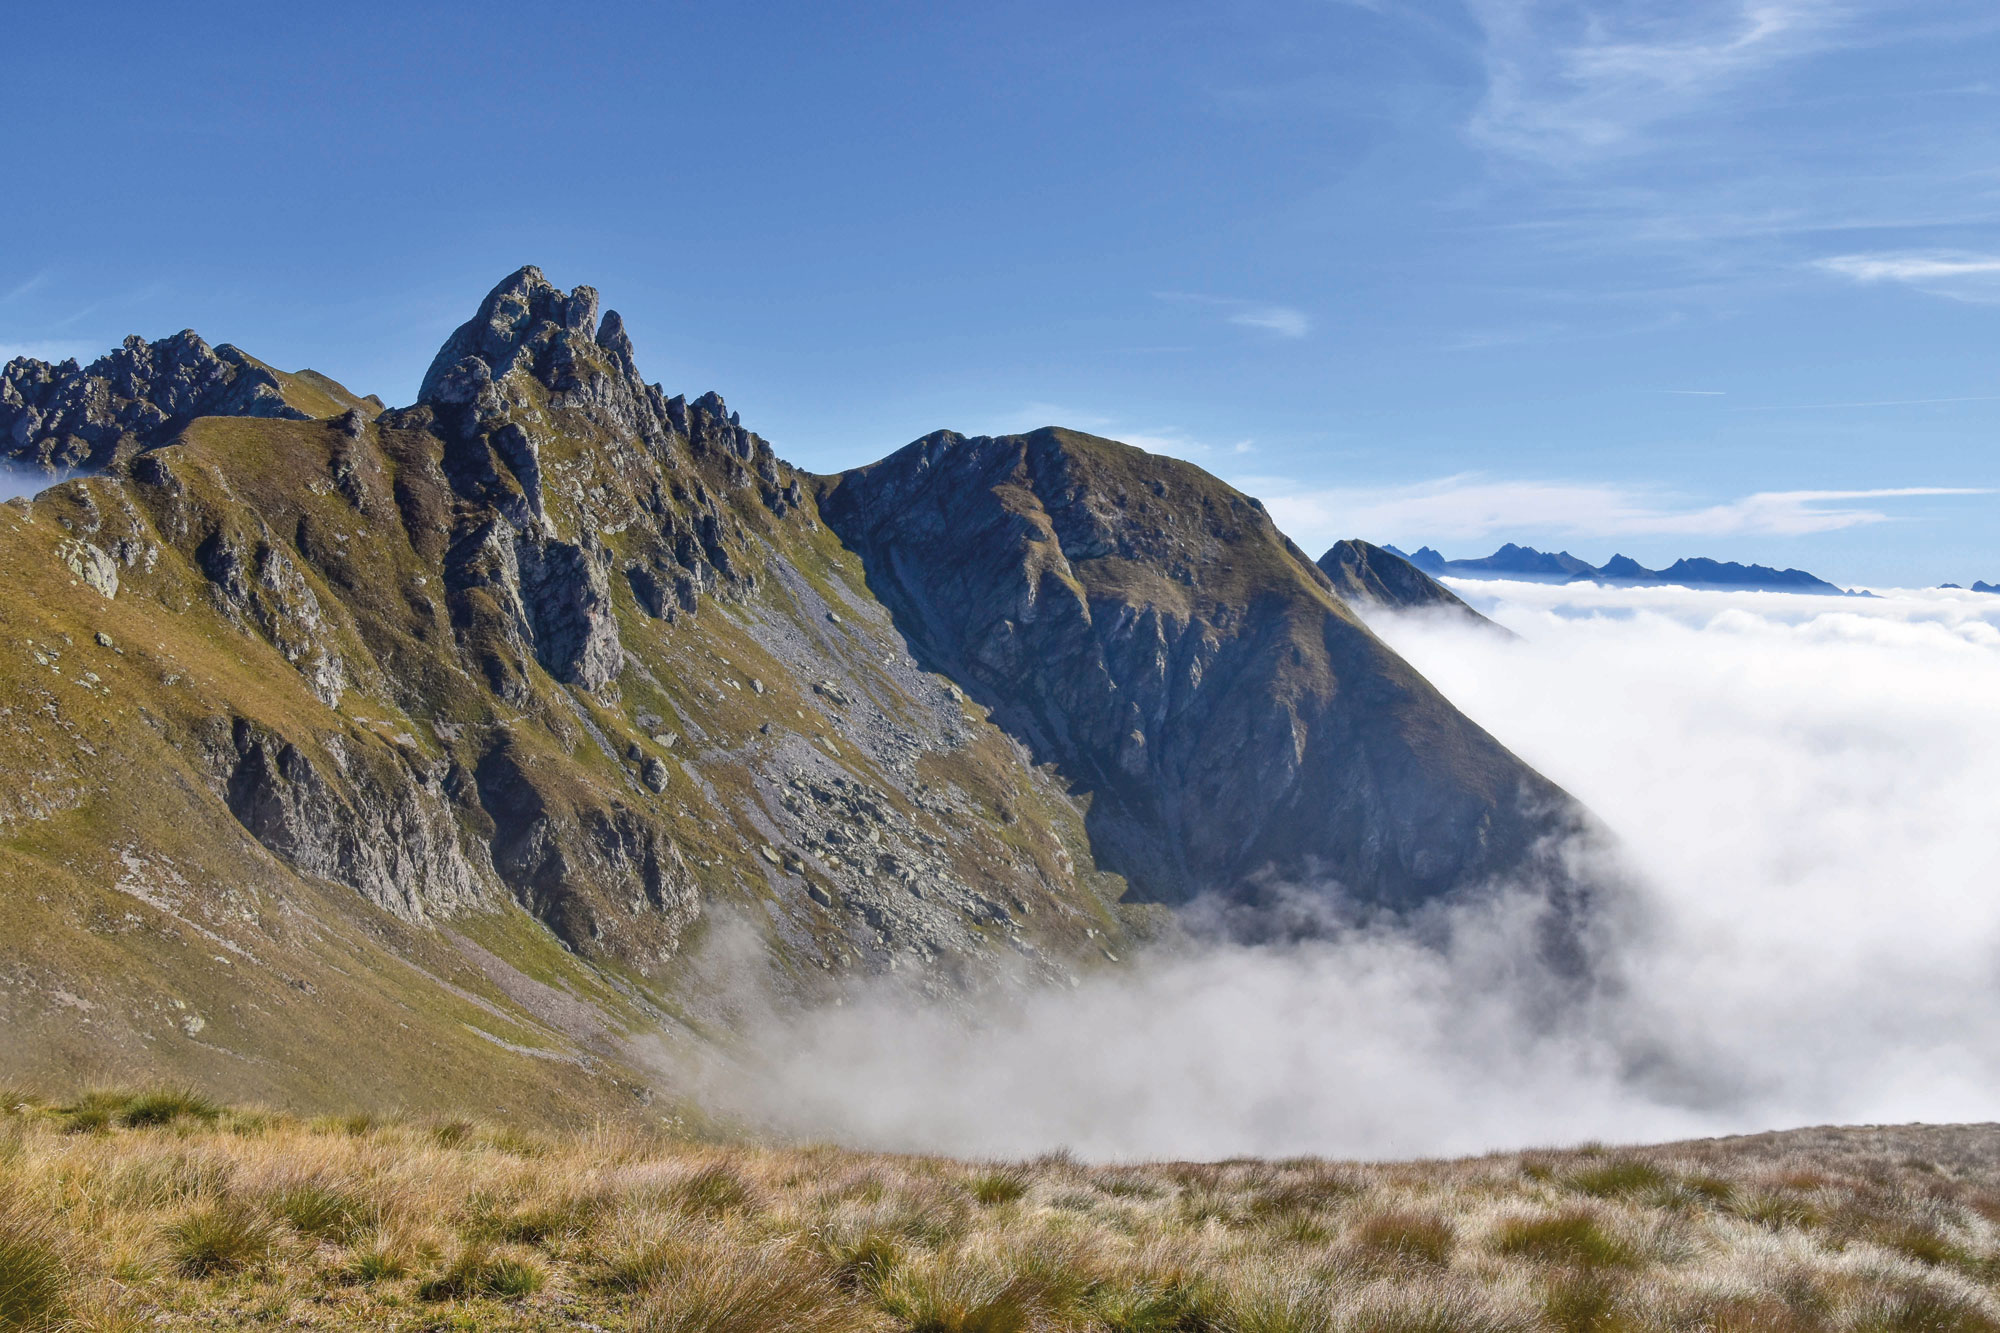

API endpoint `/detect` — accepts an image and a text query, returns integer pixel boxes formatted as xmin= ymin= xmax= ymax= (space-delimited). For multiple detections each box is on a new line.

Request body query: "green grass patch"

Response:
xmin=416 ymin=1245 xmax=547 ymax=1300
xmin=0 ymin=1200 xmax=70 ymax=1332
xmin=969 ymin=1168 xmax=1029 ymax=1206
xmin=1564 ymin=1159 xmax=1671 ymax=1199
xmin=163 ymin=1202 xmax=275 ymax=1277
xmin=1491 ymin=1211 xmax=1637 ymax=1269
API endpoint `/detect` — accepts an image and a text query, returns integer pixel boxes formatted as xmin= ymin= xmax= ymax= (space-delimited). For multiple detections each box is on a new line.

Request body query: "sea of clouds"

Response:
xmin=0 ymin=463 xmax=56 ymax=503
xmin=696 ymin=582 xmax=2000 ymax=1161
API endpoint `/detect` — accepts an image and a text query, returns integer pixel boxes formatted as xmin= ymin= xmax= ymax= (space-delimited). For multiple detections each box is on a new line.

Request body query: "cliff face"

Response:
xmin=819 ymin=429 xmax=1580 ymax=910
xmin=0 ymin=270 xmax=1589 ymax=1116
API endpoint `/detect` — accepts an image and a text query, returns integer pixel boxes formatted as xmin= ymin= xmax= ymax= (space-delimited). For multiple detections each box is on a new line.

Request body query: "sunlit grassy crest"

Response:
xmin=0 ymin=1093 xmax=1996 ymax=1331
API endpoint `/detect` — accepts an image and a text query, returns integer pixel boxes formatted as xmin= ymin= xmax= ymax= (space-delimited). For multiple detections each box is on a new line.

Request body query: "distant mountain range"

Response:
xmin=1385 ymin=542 xmax=1852 ymax=595
xmin=1940 ymin=582 xmax=2000 ymax=594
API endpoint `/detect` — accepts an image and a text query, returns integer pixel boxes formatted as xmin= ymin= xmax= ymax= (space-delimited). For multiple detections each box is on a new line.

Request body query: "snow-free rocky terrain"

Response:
xmin=0 ymin=268 xmax=1584 ymax=1117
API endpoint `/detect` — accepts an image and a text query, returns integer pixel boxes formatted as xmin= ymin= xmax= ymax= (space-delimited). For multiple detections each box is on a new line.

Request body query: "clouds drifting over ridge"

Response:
xmin=689 ymin=586 xmax=2000 ymax=1158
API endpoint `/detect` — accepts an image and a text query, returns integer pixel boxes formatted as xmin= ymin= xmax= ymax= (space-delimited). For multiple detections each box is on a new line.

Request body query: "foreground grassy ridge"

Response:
xmin=2 ymin=1097 xmax=1998 ymax=1332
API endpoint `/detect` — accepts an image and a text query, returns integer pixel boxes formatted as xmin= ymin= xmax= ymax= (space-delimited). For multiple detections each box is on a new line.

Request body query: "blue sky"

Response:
xmin=4 ymin=1 xmax=1997 ymax=584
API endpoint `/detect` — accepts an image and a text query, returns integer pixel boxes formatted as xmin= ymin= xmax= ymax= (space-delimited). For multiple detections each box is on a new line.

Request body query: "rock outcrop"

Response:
xmin=217 ymin=717 xmax=489 ymax=922
xmin=1 ymin=331 xmax=380 ymax=476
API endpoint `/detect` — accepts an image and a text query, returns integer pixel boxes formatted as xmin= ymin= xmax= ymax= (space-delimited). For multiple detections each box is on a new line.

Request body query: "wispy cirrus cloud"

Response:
xmin=1155 ymin=292 xmax=1312 ymax=339
xmin=1226 ymin=304 xmax=1312 ymax=337
xmin=1465 ymin=0 xmax=1850 ymax=162
xmin=1813 ymin=250 xmax=2000 ymax=301
xmin=1238 ymin=473 xmax=1989 ymax=554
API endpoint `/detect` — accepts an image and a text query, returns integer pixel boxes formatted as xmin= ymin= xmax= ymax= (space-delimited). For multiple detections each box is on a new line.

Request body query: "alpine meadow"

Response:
xmin=4 ymin=3 xmax=1999 ymax=1331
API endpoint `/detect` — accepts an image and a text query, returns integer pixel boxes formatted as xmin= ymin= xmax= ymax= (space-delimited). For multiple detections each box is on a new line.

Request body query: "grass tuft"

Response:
xmin=969 ymin=1167 xmax=1029 ymax=1206
xmin=416 ymin=1245 xmax=547 ymax=1300
xmin=0 ymin=1200 xmax=70 ymax=1332
xmin=162 ymin=1202 xmax=275 ymax=1277
xmin=1849 ymin=1279 xmax=2000 ymax=1333
xmin=1491 ymin=1210 xmax=1637 ymax=1269
xmin=877 ymin=1253 xmax=1040 ymax=1333
xmin=668 ymin=1164 xmax=756 ymax=1217
xmin=1541 ymin=1271 xmax=1636 ymax=1333
xmin=117 ymin=1088 xmax=221 ymax=1129
xmin=1084 ymin=1267 xmax=1223 ymax=1333
xmin=631 ymin=1237 xmax=868 ymax=1333
xmin=812 ymin=1223 xmax=904 ymax=1294
xmin=1349 ymin=1208 xmax=1455 ymax=1266
xmin=269 ymin=1180 xmax=370 ymax=1242
xmin=346 ymin=1237 xmax=409 ymax=1283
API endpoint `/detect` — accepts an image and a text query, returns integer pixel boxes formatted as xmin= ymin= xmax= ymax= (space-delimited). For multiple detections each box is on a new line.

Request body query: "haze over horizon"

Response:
xmin=6 ymin=1 xmax=1997 ymax=584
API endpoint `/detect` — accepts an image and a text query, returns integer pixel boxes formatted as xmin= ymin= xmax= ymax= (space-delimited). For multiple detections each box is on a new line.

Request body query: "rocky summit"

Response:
xmin=0 ymin=268 xmax=1589 ymax=1119
xmin=1316 ymin=539 xmax=1504 ymax=631
xmin=3 ymin=330 xmax=382 ymax=474
xmin=821 ymin=435 xmax=1570 ymax=908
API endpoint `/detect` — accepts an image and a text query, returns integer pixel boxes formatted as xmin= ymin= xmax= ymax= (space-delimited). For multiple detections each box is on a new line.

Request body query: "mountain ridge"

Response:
xmin=0 ymin=266 xmax=1593 ymax=1116
xmin=1392 ymin=542 xmax=1849 ymax=594
xmin=1314 ymin=539 xmax=1506 ymax=631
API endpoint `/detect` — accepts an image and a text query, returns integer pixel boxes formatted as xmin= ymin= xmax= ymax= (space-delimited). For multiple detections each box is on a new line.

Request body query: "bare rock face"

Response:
xmin=472 ymin=736 xmax=699 ymax=958
xmin=57 ymin=539 xmax=119 ymax=598
xmin=217 ymin=718 xmax=488 ymax=923
xmin=2 ymin=331 xmax=309 ymax=474
xmin=820 ymin=427 xmax=1583 ymax=912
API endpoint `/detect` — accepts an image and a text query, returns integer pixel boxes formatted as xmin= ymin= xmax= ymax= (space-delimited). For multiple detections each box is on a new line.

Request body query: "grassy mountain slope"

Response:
xmin=0 ymin=272 xmax=1141 ymax=1114
xmin=3 ymin=1098 xmax=1996 ymax=1333
xmin=1 ymin=268 xmax=1589 ymax=1114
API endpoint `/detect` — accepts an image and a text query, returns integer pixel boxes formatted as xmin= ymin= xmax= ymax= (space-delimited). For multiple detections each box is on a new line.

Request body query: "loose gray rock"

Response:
xmin=58 ymin=540 xmax=117 ymax=599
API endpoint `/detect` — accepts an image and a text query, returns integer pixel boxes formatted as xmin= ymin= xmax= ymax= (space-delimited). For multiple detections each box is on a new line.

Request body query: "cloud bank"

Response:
xmin=0 ymin=463 xmax=59 ymax=504
xmin=693 ymin=584 xmax=2000 ymax=1161
xmin=1242 ymin=474 xmax=1986 ymax=556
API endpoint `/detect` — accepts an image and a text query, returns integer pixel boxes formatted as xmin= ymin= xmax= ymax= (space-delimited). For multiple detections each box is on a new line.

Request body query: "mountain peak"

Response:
xmin=1404 ymin=545 xmax=1847 ymax=594
xmin=821 ymin=427 xmax=1579 ymax=909
xmin=1316 ymin=539 xmax=1508 ymax=634
xmin=417 ymin=265 xmax=622 ymax=407
xmin=2 ymin=329 xmax=377 ymax=476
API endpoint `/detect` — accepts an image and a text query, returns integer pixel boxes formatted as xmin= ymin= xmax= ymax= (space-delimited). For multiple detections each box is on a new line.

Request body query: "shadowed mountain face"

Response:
xmin=819 ymin=429 xmax=1582 ymax=910
xmin=0 ymin=269 xmax=1592 ymax=1111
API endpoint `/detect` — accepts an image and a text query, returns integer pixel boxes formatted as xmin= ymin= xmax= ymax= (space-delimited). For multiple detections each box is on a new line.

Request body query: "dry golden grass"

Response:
xmin=0 ymin=1093 xmax=1996 ymax=1331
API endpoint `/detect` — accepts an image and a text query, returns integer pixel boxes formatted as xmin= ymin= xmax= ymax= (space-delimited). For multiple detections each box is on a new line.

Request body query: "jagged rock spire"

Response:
xmin=2 ymin=331 xmax=308 ymax=473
